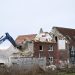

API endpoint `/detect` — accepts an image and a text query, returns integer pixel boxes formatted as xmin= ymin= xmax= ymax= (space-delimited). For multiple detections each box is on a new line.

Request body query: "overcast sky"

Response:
xmin=0 ymin=0 xmax=75 ymax=48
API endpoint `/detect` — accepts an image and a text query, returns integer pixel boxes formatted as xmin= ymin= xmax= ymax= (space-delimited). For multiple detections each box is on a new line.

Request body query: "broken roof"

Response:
xmin=53 ymin=27 xmax=75 ymax=46
xmin=16 ymin=34 xmax=36 ymax=43
xmin=16 ymin=31 xmax=56 ymax=44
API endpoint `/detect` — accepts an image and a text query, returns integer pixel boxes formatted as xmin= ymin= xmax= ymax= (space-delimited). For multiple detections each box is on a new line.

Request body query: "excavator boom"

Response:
xmin=0 ymin=33 xmax=21 ymax=49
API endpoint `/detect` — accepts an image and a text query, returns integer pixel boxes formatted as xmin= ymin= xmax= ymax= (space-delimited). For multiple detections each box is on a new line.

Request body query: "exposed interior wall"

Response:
xmin=34 ymin=32 xmax=53 ymax=42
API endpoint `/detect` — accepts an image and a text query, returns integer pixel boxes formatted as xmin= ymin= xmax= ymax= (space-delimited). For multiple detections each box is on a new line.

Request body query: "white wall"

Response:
xmin=58 ymin=40 xmax=66 ymax=50
xmin=10 ymin=57 xmax=46 ymax=69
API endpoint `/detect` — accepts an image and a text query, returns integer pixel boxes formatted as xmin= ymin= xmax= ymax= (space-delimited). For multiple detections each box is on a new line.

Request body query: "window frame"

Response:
xmin=48 ymin=45 xmax=53 ymax=51
xmin=49 ymin=57 xmax=53 ymax=63
xmin=39 ymin=45 xmax=43 ymax=51
xmin=71 ymin=46 xmax=75 ymax=56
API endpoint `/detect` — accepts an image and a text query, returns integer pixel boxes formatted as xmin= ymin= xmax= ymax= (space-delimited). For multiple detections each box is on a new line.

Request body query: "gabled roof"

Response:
xmin=16 ymin=34 xmax=36 ymax=43
xmin=53 ymin=27 xmax=75 ymax=46
xmin=53 ymin=27 xmax=75 ymax=36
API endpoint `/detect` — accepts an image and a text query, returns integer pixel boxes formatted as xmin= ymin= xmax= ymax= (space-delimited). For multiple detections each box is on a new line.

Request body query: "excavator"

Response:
xmin=0 ymin=32 xmax=34 ymax=57
xmin=0 ymin=33 xmax=34 ymax=66
xmin=0 ymin=32 xmax=22 ymax=50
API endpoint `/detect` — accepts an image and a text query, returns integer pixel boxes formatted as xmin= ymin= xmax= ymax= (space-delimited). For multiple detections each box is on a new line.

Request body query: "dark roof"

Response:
xmin=53 ymin=27 xmax=75 ymax=46
xmin=16 ymin=34 xmax=36 ymax=43
xmin=53 ymin=27 xmax=75 ymax=36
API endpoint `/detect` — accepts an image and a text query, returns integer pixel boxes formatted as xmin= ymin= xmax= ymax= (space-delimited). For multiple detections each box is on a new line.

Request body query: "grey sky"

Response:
xmin=0 ymin=0 xmax=75 ymax=48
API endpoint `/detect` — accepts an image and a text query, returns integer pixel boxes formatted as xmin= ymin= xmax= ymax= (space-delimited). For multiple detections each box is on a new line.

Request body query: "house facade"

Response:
xmin=16 ymin=29 xmax=58 ymax=65
xmin=52 ymin=27 xmax=75 ymax=64
xmin=16 ymin=27 xmax=75 ymax=66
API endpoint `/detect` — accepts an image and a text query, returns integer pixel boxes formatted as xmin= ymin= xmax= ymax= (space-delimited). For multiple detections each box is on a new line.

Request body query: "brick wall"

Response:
xmin=33 ymin=42 xmax=58 ymax=65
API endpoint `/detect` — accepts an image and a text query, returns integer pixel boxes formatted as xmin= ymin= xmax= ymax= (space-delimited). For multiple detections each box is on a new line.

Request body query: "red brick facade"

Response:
xmin=33 ymin=41 xmax=58 ymax=65
xmin=16 ymin=27 xmax=75 ymax=65
xmin=52 ymin=27 xmax=75 ymax=64
xmin=16 ymin=34 xmax=64 ymax=65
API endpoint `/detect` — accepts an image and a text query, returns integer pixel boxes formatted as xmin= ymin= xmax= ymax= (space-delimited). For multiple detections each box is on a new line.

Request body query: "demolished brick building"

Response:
xmin=16 ymin=28 xmax=57 ymax=65
xmin=16 ymin=27 xmax=75 ymax=65
xmin=52 ymin=27 xmax=75 ymax=64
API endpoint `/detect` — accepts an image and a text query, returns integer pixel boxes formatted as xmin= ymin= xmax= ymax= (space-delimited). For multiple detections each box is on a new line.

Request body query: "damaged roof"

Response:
xmin=16 ymin=31 xmax=56 ymax=44
xmin=53 ymin=27 xmax=75 ymax=46
xmin=16 ymin=34 xmax=36 ymax=43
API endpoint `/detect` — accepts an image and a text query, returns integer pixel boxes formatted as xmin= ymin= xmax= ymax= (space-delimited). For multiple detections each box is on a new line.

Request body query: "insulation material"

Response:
xmin=39 ymin=37 xmax=46 ymax=42
xmin=35 ymin=33 xmax=52 ymax=42
xmin=58 ymin=40 xmax=66 ymax=50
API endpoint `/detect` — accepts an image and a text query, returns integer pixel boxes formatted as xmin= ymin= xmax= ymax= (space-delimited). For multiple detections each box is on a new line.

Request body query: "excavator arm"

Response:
xmin=0 ymin=33 xmax=22 ymax=49
xmin=0 ymin=34 xmax=6 ymax=44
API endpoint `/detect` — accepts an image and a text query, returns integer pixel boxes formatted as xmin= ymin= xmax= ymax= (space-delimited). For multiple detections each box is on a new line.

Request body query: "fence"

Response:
xmin=10 ymin=57 xmax=46 ymax=69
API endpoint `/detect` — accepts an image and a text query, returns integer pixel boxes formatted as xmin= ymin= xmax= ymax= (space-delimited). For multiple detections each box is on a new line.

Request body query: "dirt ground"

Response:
xmin=0 ymin=65 xmax=75 ymax=75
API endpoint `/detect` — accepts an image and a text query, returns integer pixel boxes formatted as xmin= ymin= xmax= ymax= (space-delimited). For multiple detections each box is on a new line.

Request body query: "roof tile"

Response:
xmin=16 ymin=34 xmax=36 ymax=43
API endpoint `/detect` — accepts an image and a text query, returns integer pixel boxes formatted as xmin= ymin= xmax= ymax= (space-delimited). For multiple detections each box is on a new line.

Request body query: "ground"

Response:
xmin=0 ymin=65 xmax=75 ymax=75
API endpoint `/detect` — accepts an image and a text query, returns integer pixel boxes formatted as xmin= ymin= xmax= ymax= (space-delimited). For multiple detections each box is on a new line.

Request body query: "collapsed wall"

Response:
xmin=0 ymin=41 xmax=34 ymax=66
